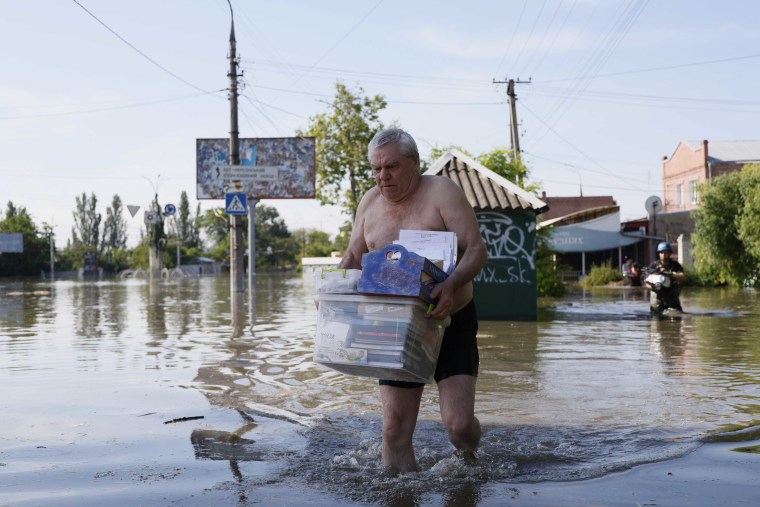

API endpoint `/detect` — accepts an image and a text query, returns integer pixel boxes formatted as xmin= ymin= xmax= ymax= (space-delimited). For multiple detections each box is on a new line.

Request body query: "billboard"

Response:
xmin=196 ymin=137 xmax=316 ymax=200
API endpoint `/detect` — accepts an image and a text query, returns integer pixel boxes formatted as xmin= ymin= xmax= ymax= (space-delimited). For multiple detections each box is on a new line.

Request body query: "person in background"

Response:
xmin=645 ymin=241 xmax=686 ymax=313
xmin=623 ymin=257 xmax=642 ymax=287
xmin=337 ymin=128 xmax=488 ymax=473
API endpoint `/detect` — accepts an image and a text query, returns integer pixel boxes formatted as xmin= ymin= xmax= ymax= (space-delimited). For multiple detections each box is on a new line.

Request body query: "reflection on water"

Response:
xmin=1 ymin=276 xmax=759 ymax=505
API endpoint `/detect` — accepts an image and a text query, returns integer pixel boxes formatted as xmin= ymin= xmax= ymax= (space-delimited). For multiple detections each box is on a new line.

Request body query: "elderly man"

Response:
xmin=338 ymin=128 xmax=488 ymax=472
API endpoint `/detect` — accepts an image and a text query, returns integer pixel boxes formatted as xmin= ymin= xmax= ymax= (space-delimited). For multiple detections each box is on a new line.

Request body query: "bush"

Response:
xmin=535 ymin=228 xmax=568 ymax=297
xmin=581 ymin=260 xmax=623 ymax=287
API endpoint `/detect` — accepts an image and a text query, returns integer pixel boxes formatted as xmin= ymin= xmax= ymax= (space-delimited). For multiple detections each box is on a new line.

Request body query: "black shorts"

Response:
xmin=379 ymin=299 xmax=479 ymax=388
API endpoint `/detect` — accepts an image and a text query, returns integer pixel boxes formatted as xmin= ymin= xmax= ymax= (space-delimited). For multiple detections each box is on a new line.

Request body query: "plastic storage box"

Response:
xmin=314 ymin=293 xmax=450 ymax=383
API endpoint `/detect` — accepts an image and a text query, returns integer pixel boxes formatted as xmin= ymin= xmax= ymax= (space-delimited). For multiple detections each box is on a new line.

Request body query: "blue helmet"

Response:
xmin=657 ymin=241 xmax=672 ymax=253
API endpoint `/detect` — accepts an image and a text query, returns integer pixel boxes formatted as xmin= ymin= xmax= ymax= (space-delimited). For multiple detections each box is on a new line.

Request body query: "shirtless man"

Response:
xmin=338 ymin=128 xmax=488 ymax=472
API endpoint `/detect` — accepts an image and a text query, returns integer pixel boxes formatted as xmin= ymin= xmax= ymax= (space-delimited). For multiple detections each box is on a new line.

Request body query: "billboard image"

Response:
xmin=196 ymin=137 xmax=316 ymax=200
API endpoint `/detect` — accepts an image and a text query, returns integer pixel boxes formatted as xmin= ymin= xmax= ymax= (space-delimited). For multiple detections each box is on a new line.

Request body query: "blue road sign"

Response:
xmin=164 ymin=203 xmax=176 ymax=216
xmin=225 ymin=193 xmax=248 ymax=215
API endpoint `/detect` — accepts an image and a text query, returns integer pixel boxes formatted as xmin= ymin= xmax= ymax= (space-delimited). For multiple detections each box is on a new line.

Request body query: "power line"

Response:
xmin=520 ymin=101 xmax=647 ymax=191
xmin=493 ymin=0 xmax=528 ymax=78
xmin=516 ymin=0 xmax=562 ymax=78
xmin=526 ymin=0 xmax=579 ymax=78
xmin=528 ymin=0 xmax=649 ymax=147
xmin=539 ymin=52 xmax=760 ymax=83
xmin=241 ymin=58 xmax=489 ymax=91
xmin=0 ymin=90 xmax=223 ymax=120
xmin=527 ymin=88 xmax=760 ymax=113
xmin=245 ymin=83 xmax=498 ymax=106
xmin=70 ymin=0 xmax=215 ymax=95
xmin=268 ymin=0 xmax=385 ymax=104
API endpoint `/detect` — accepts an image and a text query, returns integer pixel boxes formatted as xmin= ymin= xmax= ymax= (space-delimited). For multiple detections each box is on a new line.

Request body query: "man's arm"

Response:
xmin=669 ymin=262 xmax=686 ymax=283
xmin=337 ymin=196 xmax=370 ymax=270
xmin=428 ymin=178 xmax=488 ymax=319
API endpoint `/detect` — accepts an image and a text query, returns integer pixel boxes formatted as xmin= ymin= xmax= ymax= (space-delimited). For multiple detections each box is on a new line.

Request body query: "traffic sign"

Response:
xmin=164 ymin=203 xmax=176 ymax=216
xmin=225 ymin=193 xmax=248 ymax=215
xmin=144 ymin=210 xmax=160 ymax=224
xmin=0 ymin=233 xmax=23 ymax=253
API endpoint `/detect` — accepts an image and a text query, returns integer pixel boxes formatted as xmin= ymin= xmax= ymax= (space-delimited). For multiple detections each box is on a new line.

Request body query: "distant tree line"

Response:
xmin=0 ymin=189 xmax=347 ymax=278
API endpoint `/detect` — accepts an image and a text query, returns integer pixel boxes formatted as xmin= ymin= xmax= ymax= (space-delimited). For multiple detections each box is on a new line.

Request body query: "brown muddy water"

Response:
xmin=1 ymin=274 xmax=759 ymax=506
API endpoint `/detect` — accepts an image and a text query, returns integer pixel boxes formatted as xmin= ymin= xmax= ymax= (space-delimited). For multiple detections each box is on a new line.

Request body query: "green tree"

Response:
xmin=298 ymin=82 xmax=387 ymax=221
xmin=191 ymin=202 xmax=202 ymax=248
xmin=100 ymin=194 xmax=129 ymax=273
xmin=331 ymin=220 xmax=352 ymax=255
xmin=535 ymin=227 xmax=568 ymax=297
xmin=198 ymin=207 xmax=228 ymax=247
xmin=253 ymin=204 xmax=297 ymax=269
xmin=304 ymin=230 xmax=333 ymax=257
xmin=170 ymin=191 xmax=201 ymax=248
xmin=476 ymin=148 xmax=532 ymax=189
xmin=422 ymin=144 xmax=475 ymax=172
xmin=693 ymin=164 xmax=760 ymax=286
xmin=0 ymin=202 xmax=49 ymax=276
xmin=71 ymin=192 xmax=101 ymax=251
xmin=101 ymin=194 xmax=127 ymax=252
xmin=426 ymin=146 xmax=536 ymax=191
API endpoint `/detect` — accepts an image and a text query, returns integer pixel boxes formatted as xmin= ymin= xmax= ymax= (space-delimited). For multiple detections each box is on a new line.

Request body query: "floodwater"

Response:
xmin=1 ymin=274 xmax=759 ymax=506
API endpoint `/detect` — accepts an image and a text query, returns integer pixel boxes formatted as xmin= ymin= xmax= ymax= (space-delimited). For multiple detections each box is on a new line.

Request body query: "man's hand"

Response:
xmin=428 ymin=279 xmax=455 ymax=320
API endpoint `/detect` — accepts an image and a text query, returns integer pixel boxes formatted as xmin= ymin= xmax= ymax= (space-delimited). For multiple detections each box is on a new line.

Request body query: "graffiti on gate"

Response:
xmin=475 ymin=212 xmax=536 ymax=285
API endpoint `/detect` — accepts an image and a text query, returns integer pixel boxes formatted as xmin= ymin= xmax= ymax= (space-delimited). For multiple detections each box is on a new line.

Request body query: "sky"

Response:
xmin=2 ymin=0 xmax=759 ymax=247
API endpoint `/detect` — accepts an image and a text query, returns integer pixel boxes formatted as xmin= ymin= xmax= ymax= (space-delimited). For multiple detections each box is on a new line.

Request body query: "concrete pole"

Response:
xmin=507 ymin=79 xmax=521 ymax=166
xmin=227 ymin=6 xmax=244 ymax=295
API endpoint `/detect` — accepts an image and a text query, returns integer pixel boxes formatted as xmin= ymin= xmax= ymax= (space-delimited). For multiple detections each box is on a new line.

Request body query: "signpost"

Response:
xmin=202 ymin=5 xmax=316 ymax=333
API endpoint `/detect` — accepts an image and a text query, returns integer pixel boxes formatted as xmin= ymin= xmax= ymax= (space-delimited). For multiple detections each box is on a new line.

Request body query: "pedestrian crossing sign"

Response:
xmin=225 ymin=192 xmax=248 ymax=215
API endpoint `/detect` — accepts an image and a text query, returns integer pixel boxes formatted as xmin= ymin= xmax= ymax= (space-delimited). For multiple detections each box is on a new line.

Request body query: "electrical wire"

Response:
xmin=539 ymin=52 xmax=760 ymax=83
xmin=0 ymin=90 xmax=224 ymax=120
xmin=516 ymin=0 xmax=562 ymax=78
xmin=493 ymin=0 xmax=528 ymax=78
xmin=527 ymin=0 xmax=649 ymax=148
xmin=268 ymin=0 xmax=385 ymax=104
xmin=70 ymin=0 xmax=216 ymax=95
xmin=520 ymin=100 xmax=647 ymax=191
xmin=511 ymin=0 xmax=548 ymax=75
xmin=526 ymin=0 xmax=579 ymax=78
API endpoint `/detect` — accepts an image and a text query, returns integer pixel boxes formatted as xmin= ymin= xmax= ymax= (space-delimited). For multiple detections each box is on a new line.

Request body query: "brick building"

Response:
xmin=658 ymin=140 xmax=760 ymax=265
xmin=662 ymin=140 xmax=760 ymax=214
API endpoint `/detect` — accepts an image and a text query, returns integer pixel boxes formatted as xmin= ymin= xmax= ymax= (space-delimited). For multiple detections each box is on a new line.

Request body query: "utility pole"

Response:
xmin=227 ymin=4 xmax=244 ymax=296
xmin=493 ymin=77 xmax=531 ymax=166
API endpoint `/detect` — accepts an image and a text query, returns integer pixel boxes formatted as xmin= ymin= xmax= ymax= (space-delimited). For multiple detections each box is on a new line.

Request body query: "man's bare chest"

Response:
xmin=363 ymin=201 xmax=444 ymax=250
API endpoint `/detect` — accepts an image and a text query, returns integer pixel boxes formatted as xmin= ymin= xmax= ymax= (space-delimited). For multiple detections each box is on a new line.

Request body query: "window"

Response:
xmin=689 ymin=179 xmax=699 ymax=205
xmin=675 ymin=183 xmax=683 ymax=208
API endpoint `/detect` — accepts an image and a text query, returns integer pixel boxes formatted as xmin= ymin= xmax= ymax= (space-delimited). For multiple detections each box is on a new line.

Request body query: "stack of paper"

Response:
xmin=394 ymin=230 xmax=457 ymax=273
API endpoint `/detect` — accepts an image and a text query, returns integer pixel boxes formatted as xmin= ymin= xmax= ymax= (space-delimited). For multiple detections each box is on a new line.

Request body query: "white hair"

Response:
xmin=367 ymin=128 xmax=419 ymax=163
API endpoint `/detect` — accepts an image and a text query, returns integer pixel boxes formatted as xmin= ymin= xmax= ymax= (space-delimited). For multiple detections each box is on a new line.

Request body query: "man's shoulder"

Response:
xmin=358 ymin=186 xmax=381 ymax=206
xmin=422 ymin=174 xmax=464 ymax=195
xmin=423 ymin=174 xmax=456 ymax=186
